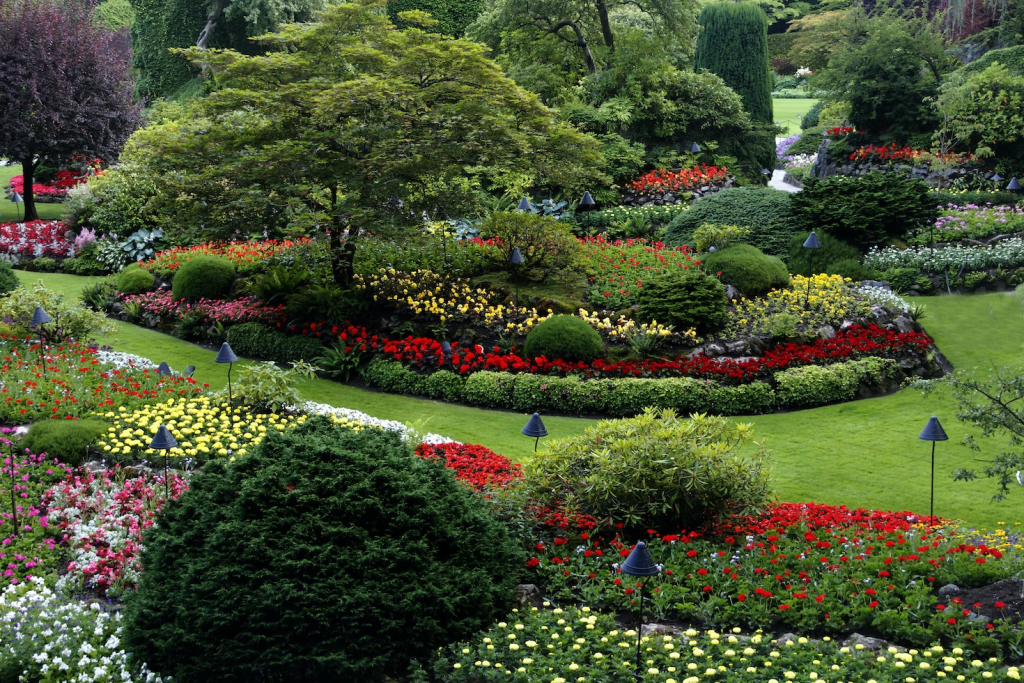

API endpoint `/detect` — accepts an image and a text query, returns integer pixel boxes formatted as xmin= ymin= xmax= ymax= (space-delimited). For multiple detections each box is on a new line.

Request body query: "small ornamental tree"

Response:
xmin=0 ymin=0 xmax=140 ymax=221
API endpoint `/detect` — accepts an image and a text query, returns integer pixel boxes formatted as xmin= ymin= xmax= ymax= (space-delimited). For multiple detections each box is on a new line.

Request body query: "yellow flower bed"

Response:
xmin=577 ymin=308 xmax=696 ymax=344
xmin=728 ymin=273 xmax=870 ymax=336
xmin=94 ymin=397 xmax=367 ymax=461
xmin=356 ymin=268 xmax=493 ymax=323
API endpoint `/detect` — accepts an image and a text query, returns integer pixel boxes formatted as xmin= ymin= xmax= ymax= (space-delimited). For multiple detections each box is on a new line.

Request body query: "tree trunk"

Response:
xmin=196 ymin=0 xmax=223 ymax=50
xmin=20 ymin=157 xmax=37 ymax=222
xmin=595 ymin=0 xmax=615 ymax=53
xmin=328 ymin=187 xmax=356 ymax=286
xmin=551 ymin=20 xmax=598 ymax=75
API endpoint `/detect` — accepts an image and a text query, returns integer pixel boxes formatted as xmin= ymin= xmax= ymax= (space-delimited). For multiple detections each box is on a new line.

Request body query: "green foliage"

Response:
xmin=702 ymin=244 xmax=790 ymax=297
xmin=791 ymin=172 xmax=936 ymax=250
xmin=80 ymin=279 xmax=117 ymax=312
xmin=20 ymin=419 xmax=109 ymax=466
xmin=94 ymin=0 xmax=134 ymax=30
xmin=787 ymin=126 xmax=825 ymax=155
xmin=693 ymin=223 xmax=750 ymax=252
xmin=463 ymin=371 xmax=516 ymax=408
xmin=249 ymin=266 xmax=308 ymax=305
xmin=422 ymin=369 xmax=467 ymax=403
xmin=637 ymin=270 xmax=728 ymax=335
xmin=882 ymin=266 xmax=922 ymax=293
xmin=959 ymin=46 xmax=1024 ymax=78
xmin=525 ymin=408 xmax=772 ymax=531
xmin=0 ymin=282 xmax=115 ymax=340
xmin=285 ymin=285 xmax=365 ymax=328
xmin=825 ymin=258 xmax=876 ymax=281
xmin=225 ymin=322 xmax=325 ymax=365
xmin=63 ymin=163 xmax=161 ymax=237
xmin=171 ymin=255 xmax=235 ymax=301
xmin=707 ymin=381 xmax=775 ymax=415
xmin=935 ymin=63 xmax=1024 ymax=167
xmin=523 ymin=315 xmax=604 ymax=363
xmin=594 ymin=133 xmax=646 ymax=186
xmin=774 ymin=357 xmax=898 ymax=408
xmin=801 ymin=102 xmax=823 ymax=129
xmin=387 ymin=0 xmax=481 ymax=36
xmin=123 ymin=418 xmax=523 ymax=681
xmin=116 ymin=264 xmax=154 ymax=295
xmin=787 ymin=230 xmax=861 ymax=277
xmin=0 ymin=261 xmax=18 ymax=295
xmin=695 ymin=2 xmax=772 ymax=125
xmin=233 ymin=361 xmax=318 ymax=412
xmin=29 ymin=258 xmax=57 ymax=273
xmin=315 ymin=342 xmax=368 ymax=382
xmin=478 ymin=212 xmax=582 ymax=274
xmin=574 ymin=205 xmax=684 ymax=233
xmin=603 ymin=377 xmax=710 ymax=418
xmin=363 ymin=357 xmax=424 ymax=395
xmin=665 ymin=187 xmax=798 ymax=256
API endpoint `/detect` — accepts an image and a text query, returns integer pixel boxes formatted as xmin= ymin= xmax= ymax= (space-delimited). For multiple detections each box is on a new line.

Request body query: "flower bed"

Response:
xmin=580 ymin=236 xmax=702 ymax=309
xmin=865 ymin=238 xmax=1024 ymax=274
xmin=629 ymin=165 xmax=730 ymax=195
xmin=907 ymin=204 xmax=1024 ymax=246
xmin=415 ymin=442 xmax=523 ymax=490
xmin=0 ymin=220 xmax=73 ymax=259
xmin=850 ymin=144 xmax=971 ymax=164
xmin=140 ymin=238 xmax=313 ymax=275
xmin=1 ymin=449 xmax=70 ymax=584
xmin=7 ymin=171 xmax=87 ymax=199
xmin=121 ymin=290 xmax=284 ymax=326
xmin=727 ymin=274 xmax=871 ymax=337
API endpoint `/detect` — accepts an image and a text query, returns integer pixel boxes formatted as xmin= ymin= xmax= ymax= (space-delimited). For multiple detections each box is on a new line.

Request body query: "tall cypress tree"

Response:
xmin=695 ymin=2 xmax=773 ymax=125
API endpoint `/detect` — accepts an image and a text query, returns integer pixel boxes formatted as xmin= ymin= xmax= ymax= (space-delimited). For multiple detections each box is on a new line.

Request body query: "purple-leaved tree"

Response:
xmin=0 ymin=0 xmax=140 ymax=221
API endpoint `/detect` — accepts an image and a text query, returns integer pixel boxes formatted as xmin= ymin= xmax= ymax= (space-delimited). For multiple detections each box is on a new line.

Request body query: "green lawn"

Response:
xmin=19 ymin=270 xmax=1024 ymax=528
xmin=0 ymin=163 xmax=67 ymax=222
xmin=774 ymin=98 xmax=819 ymax=136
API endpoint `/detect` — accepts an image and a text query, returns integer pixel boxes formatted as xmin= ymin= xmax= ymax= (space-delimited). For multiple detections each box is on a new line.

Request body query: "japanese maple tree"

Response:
xmin=0 ymin=0 xmax=140 ymax=221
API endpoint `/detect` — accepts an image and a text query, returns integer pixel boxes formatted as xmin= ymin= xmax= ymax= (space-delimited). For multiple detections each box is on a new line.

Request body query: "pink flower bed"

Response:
xmin=0 ymin=220 xmax=73 ymax=259
xmin=8 ymin=170 xmax=88 ymax=197
xmin=122 ymin=290 xmax=284 ymax=325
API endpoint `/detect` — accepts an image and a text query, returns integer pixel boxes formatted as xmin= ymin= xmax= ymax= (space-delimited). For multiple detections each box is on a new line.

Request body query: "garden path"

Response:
xmin=769 ymin=168 xmax=801 ymax=193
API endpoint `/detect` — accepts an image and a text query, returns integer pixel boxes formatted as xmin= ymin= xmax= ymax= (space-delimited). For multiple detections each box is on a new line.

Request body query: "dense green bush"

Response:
xmin=95 ymin=0 xmax=134 ymax=30
xmin=30 ymin=258 xmax=58 ymax=273
xmin=524 ymin=315 xmax=604 ymax=363
xmin=363 ymin=357 xmax=424 ymax=395
xmin=695 ymin=2 xmax=772 ymax=125
xmin=171 ymin=255 xmax=234 ymax=301
xmin=939 ymin=191 xmax=1019 ymax=208
xmin=123 ymin=418 xmax=523 ymax=682
xmin=707 ymin=382 xmax=775 ymax=415
xmin=603 ymin=377 xmax=710 ymax=417
xmin=224 ymin=322 xmax=324 ymax=364
xmin=787 ymin=231 xmax=870 ymax=279
xmin=525 ymin=408 xmax=772 ymax=531
xmin=61 ymin=241 xmax=109 ymax=276
xmin=774 ymin=358 xmax=899 ymax=408
xmin=0 ymin=261 xmax=18 ymax=295
xmin=665 ymin=187 xmax=798 ymax=256
xmin=478 ymin=212 xmax=581 ymax=274
xmin=20 ymin=419 xmax=110 ymax=466
xmin=801 ymin=102 xmax=823 ymax=129
xmin=881 ymin=266 xmax=922 ymax=292
xmin=423 ymin=370 xmax=466 ymax=403
xmin=386 ymin=0 xmax=481 ymax=36
xmin=791 ymin=172 xmax=936 ymax=250
xmin=959 ymin=45 xmax=1024 ymax=78
xmin=116 ymin=264 xmax=155 ymax=295
xmin=463 ymin=371 xmax=516 ymax=408
xmin=0 ymin=282 xmax=115 ymax=339
xmin=637 ymin=270 xmax=728 ymax=334
xmin=786 ymin=126 xmax=826 ymax=155
xmin=702 ymin=244 xmax=790 ymax=297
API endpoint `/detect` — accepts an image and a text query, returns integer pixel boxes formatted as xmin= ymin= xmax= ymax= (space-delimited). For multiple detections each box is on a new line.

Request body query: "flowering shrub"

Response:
xmin=0 ymin=220 xmax=73 ymax=259
xmin=782 ymin=153 xmax=817 ymax=182
xmin=121 ymin=290 xmax=284 ymax=326
xmin=850 ymin=144 xmax=972 ymax=165
xmin=907 ymin=204 xmax=1024 ymax=245
xmin=825 ymin=126 xmax=856 ymax=136
xmin=1 ymin=447 xmax=69 ymax=584
xmin=356 ymin=268 xmax=494 ymax=323
xmin=776 ymin=133 xmax=801 ymax=157
xmin=0 ymin=578 xmax=167 ymax=682
xmin=577 ymin=308 xmax=693 ymax=345
xmin=865 ymin=238 xmax=1024 ymax=273
xmin=141 ymin=238 xmax=313 ymax=275
xmin=44 ymin=468 xmax=189 ymax=596
xmin=727 ymin=274 xmax=870 ymax=336
xmin=580 ymin=235 xmax=702 ymax=309
xmin=415 ymin=442 xmax=523 ymax=490
xmin=629 ymin=164 xmax=729 ymax=194
xmin=8 ymin=170 xmax=88 ymax=197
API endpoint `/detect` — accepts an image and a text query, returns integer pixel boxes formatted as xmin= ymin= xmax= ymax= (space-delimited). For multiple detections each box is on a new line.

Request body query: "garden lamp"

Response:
xmin=185 ymin=365 xmax=195 ymax=378
xmin=918 ymin=416 xmax=948 ymax=527
xmin=521 ymin=412 xmax=547 ymax=452
xmin=579 ymin=191 xmax=596 ymax=210
xmin=31 ymin=306 xmax=51 ymax=379
xmin=801 ymin=232 xmax=822 ymax=310
xmin=11 ymin=191 xmax=22 ymax=221
xmin=215 ymin=342 xmax=239 ymax=408
xmin=517 ymin=196 xmax=533 ymax=212
xmin=621 ymin=541 xmax=661 ymax=682
xmin=509 ymin=246 xmax=525 ymax=311
xmin=149 ymin=424 xmax=178 ymax=499
xmin=441 ymin=341 xmax=452 ymax=365
xmin=992 ymin=174 xmax=1003 ymax=183
xmin=6 ymin=435 xmax=17 ymax=537
xmin=157 ymin=361 xmax=172 ymax=377
xmin=689 ymin=142 xmax=701 ymax=154
xmin=761 ymin=168 xmax=771 ymax=176
xmin=1008 ymin=177 xmax=1022 ymax=192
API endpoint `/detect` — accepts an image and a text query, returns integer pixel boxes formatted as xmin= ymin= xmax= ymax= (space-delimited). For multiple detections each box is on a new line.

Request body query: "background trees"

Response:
xmin=0 ymin=0 xmax=139 ymax=221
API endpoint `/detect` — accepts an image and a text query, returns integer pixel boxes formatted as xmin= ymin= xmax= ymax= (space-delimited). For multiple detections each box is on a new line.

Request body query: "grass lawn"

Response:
xmin=19 ymin=270 xmax=1024 ymax=528
xmin=774 ymin=98 xmax=819 ymax=136
xmin=0 ymin=163 xmax=66 ymax=222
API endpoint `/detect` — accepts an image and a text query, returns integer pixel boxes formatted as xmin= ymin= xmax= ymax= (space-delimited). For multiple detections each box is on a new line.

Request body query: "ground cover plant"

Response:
xmin=906 ymin=204 xmax=1024 ymax=246
xmin=580 ymin=236 xmax=703 ymax=310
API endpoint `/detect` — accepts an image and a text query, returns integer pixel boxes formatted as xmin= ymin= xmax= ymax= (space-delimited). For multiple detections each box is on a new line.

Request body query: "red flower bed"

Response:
xmin=8 ymin=171 xmax=88 ymax=197
xmin=850 ymin=144 xmax=971 ymax=164
xmin=629 ymin=164 xmax=729 ymax=194
xmin=825 ymin=126 xmax=856 ymax=136
xmin=415 ymin=442 xmax=523 ymax=489
xmin=0 ymin=220 xmax=73 ymax=258
xmin=142 ymin=238 xmax=313 ymax=273
xmin=714 ymin=501 xmax=938 ymax=536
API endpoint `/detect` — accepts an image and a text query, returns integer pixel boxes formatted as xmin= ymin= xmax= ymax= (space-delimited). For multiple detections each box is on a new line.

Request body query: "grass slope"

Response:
xmin=773 ymin=98 xmax=819 ymax=136
xmin=19 ymin=270 xmax=1024 ymax=528
xmin=0 ymin=163 xmax=66 ymax=222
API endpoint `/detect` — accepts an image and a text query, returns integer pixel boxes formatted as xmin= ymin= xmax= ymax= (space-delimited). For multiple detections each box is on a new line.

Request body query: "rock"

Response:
xmin=746 ymin=337 xmax=765 ymax=355
xmin=704 ymin=343 xmax=725 ymax=358
xmin=724 ymin=284 xmax=741 ymax=301
xmin=937 ymin=583 xmax=961 ymax=597
xmin=83 ymin=460 xmax=107 ymax=473
xmin=725 ymin=340 xmax=747 ymax=356
xmin=910 ymin=284 xmax=922 ymax=291
xmin=641 ymin=623 xmax=687 ymax=637
xmin=870 ymin=305 xmax=891 ymax=325
xmin=894 ymin=316 xmax=915 ymax=334
xmin=776 ymin=633 xmax=800 ymax=645
xmin=515 ymin=584 xmax=545 ymax=609
xmin=840 ymin=320 xmax=857 ymax=331
xmin=818 ymin=325 xmax=836 ymax=340
xmin=841 ymin=633 xmax=895 ymax=652
xmin=663 ymin=193 xmax=675 ymax=203
xmin=860 ymin=280 xmax=890 ymax=291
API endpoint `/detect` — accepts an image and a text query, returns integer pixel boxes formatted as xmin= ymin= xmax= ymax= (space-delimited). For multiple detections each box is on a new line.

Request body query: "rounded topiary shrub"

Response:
xmin=123 ymin=418 xmax=523 ymax=683
xmin=702 ymin=244 xmax=790 ymax=297
xmin=116 ymin=264 xmax=155 ymax=295
xmin=20 ymin=419 xmax=109 ymax=466
xmin=666 ymin=187 xmax=798 ymax=256
xmin=170 ymin=256 xmax=235 ymax=301
xmin=524 ymin=314 xmax=604 ymax=362
xmin=0 ymin=260 xmax=18 ymax=295
xmin=637 ymin=270 xmax=728 ymax=335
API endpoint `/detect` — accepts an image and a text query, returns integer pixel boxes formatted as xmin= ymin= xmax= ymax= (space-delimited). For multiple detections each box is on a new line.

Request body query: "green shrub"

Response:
xmin=479 ymin=212 xmax=581 ymax=274
xmin=94 ymin=0 xmax=134 ymax=30
xmin=604 ymin=377 xmax=711 ymax=418
xmin=62 ymin=241 xmax=109 ymax=276
xmin=249 ymin=266 xmax=308 ymax=305
xmin=881 ymin=266 xmax=922 ymax=293
xmin=524 ymin=315 xmax=604 ymax=363
xmin=637 ymin=270 xmax=728 ymax=335
xmin=708 ymin=381 xmax=776 ymax=415
xmin=525 ymin=408 xmax=772 ymax=531
xmin=959 ymin=45 xmax=1024 ymax=78
xmin=123 ymin=418 xmax=523 ymax=682
xmin=31 ymin=258 xmax=58 ymax=273
xmin=693 ymin=223 xmax=750 ymax=252
xmin=225 ymin=322 xmax=324 ymax=364
xmin=786 ymin=126 xmax=826 ymax=155
xmin=665 ymin=187 xmax=798 ymax=256
xmin=787 ymin=231 xmax=865 ymax=277
xmin=0 ymin=261 xmax=18 ymax=295
xmin=791 ymin=172 xmax=936 ymax=250
xmin=363 ymin=358 xmax=423 ymax=395
xmin=702 ymin=244 xmax=790 ymax=297
xmin=774 ymin=358 xmax=898 ymax=408
xmin=463 ymin=371 xmax=516 ymax=408
xmin=801 ymin=103 xmax=823 ymax=129
xmin=423 ymin=370 xmax=466 ymax=403
xmin=826 ymin=258 xmax=876 ymax=281
xmin=171 ymin=255 xmax=235 ymax=301
xmin=116 ymin=264 xmax=155 ymax=295
xmin=0 ymin=282 xmax=115 ymax=340
xmin=20 ymin=419 xmax=109 ymax=466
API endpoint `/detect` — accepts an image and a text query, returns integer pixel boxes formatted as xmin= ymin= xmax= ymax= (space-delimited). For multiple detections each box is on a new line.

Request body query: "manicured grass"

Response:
xmin=19 ymin=270 xmax=1024 ymax=528
xmin=0 ymin=163 xmax=67 ymax=222
xmin=773 ymin=98 xmax=819 ymax=136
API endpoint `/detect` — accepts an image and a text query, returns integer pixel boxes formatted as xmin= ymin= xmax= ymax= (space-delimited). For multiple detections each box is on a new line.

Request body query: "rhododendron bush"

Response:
xmin=629 ymin=164 xmax=729 ymax=194
xmin=0 ymin=219 xmax=73 ymax=259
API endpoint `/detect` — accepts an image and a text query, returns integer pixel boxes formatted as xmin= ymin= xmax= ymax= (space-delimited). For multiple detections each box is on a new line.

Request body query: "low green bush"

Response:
xmin=525 ymin=408 xmax=772 ymax=531
xmin=422 ymin=370 xmax=466 ymax=403
xmin=524 ymin=315 xmax=604 ymax=363
xmin=693 ymin=223 xmax=750 ymax=252
xmin=882 ymin=266 xmax=922 ymax=293
xmin=20 ymin=419 xmax=109 ymax=466
xmin=787 ymin=126 xmax=826 ymax=155
xmin=638 ymin=270 xmax=728 ymax=335
xmin=224 ymin=322 xmax=324 ymax=364
xmin=665 ymin=187 xmax=799 ymax=256
xmin=30 ymin=258 xmax=58 ymax=273
xmin=708 ymin=381 xmax=776 ymax=415
xmin=826 ymin=257 xmax=876 ymax=281
xmin=702 ymin=244 xmax=790 ymax=297
xmin=123 ymin=418 xmax=523 ymax=682
xmin=801 ymin=103 xmax=823 ymax=129
xmin=116 ymin=264 xmax=155 ymax=295
xmin=604 ymin=377 xmax=711 ymax=417
xmin=363 ymin=357 xmax=423 ymax=395
xmin=786 ymin=231 xmax=873 ymax=280
xmin=0 ymin=261 xmax=18 ymax=296
xmin=463 ymin=371 xmax=516 ymax=408
xmin=171 ymin=255 xmax=234 ymax=301
xmin=0 ymin=282 xmax=115 ymax=339
xmin=774 ymin=358 xmax=899 ymax=407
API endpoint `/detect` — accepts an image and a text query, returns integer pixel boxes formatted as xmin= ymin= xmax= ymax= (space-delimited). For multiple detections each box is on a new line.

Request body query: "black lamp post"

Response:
xmin=621 ymin=541 xmax=661 ymax=682
xmin=918 ymin=416 xmax=948 ymax=527
xmin=1008 ymin=177 xmax=1022 ymax=193
xmin=185 ymin=365 xmax=196 ymax=378
xmin=579 ymin=191 xmax=596 ymax=211
xmin=11 ymin=191 xmax=22 ymax=221
xmin=150 ymin=424 xmax=178 ymax=499
xmin=521 ymin=412 xmax=547 ymax=452
xmin=689 ymin=142 xmax=701 ymax=154
xmin=157 ymin=361 xmax=172 ymax=377
xmin=6 ymin=436 xmax=17 ymax=537
xmin=992 ymin=173 xmax=1003 ymax=185
xmin=801 ymin=232 xmax=822 ymax=310
xmin=31 ymin=306 xmax=51 ymax=378
xmin=440 ymin=341 xmax=452 ymax=366
xmin=517 ymin=196 xmax=533 ymax=212
xmin=509 ymin=246 xmax=525 ymax=312
xmin=215 ymin=342 xmax=238 ymax=408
